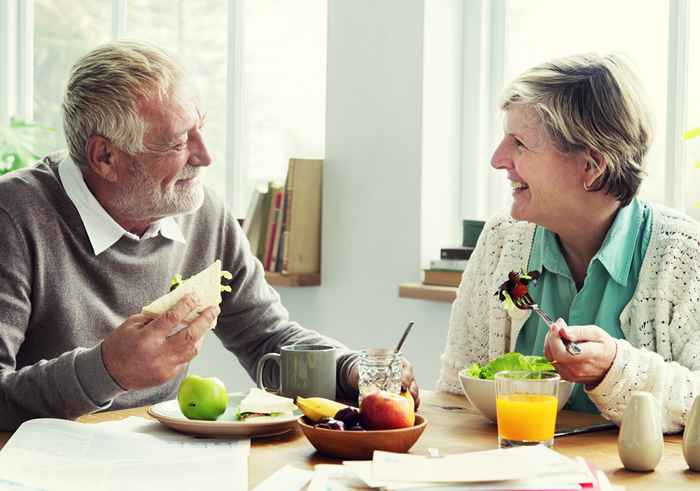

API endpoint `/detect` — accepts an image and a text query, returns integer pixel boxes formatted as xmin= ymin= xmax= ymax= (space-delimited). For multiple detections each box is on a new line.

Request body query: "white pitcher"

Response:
xmin=618 ymin=391 xmax=663 ymax=472
xmin=683 ymin=396 xmax=700 ymax=471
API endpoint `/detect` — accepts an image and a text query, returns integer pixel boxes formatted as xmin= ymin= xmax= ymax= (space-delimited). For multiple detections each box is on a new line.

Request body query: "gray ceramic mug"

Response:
xmin=256 ymin=344 xmax=337 ymax=399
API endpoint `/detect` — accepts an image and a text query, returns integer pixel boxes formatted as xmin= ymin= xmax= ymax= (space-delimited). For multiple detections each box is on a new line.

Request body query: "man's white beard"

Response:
xmin=113 ymin=162 xmax=205 ymax=221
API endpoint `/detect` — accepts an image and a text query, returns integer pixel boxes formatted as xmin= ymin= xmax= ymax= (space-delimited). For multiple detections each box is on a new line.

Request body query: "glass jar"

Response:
xmin=357 ymin=348 xmax=402 ymax=404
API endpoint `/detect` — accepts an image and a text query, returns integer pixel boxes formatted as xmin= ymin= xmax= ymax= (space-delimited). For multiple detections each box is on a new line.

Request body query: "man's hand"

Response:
xmin=400 ymin=357 xmax=420 ymax=410
xmin=102 ymin=295 xmax=220 ymax=390
xmin=544 ymin=318 xmax=617 ymax=389
xmin=348 ymin=356 xmax=420 ymax=410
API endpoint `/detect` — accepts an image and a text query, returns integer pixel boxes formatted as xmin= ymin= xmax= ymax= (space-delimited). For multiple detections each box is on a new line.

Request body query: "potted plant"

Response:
xmin=0 ymin=117 xmax=54 ymax=176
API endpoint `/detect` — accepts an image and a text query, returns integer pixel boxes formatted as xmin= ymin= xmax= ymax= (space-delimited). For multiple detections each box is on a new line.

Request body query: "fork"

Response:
xmin=513 ymin=293 xmax=583 ymax=356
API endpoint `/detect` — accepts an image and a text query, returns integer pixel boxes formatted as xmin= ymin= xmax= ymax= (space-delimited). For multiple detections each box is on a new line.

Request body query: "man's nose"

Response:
xmin=188 ymin=130 xmax=212 ymax=167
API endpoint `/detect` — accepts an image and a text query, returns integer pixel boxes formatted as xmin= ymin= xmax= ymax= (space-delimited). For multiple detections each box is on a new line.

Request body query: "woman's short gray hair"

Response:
xmin=500 ymin=53 xmax=652 ymax=205
xmin=62 ymin=40 xmax=185 ymax=169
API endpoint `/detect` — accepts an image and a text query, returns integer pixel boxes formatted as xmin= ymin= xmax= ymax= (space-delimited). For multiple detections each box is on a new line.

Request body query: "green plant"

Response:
xmin=0 ymin=117 xmax=54 ymax=176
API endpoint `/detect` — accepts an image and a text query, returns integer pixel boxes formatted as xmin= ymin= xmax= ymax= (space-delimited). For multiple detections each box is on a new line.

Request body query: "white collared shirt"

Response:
xmin=58 ymin=157 xmax=186 ymax=255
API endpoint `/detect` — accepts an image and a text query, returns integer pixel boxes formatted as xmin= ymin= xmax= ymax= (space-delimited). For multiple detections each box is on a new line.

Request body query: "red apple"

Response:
xmin=359 ymin=390 xmax=413 ymax=430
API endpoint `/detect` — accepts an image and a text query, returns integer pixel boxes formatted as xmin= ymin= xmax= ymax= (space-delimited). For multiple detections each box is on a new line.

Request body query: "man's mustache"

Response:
xmin=176 ymin=166 xmax=201 ymax=180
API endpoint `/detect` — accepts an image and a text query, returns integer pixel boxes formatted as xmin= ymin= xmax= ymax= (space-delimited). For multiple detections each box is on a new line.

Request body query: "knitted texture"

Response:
xmin=437 ymin=204 xmax=700 ymax=433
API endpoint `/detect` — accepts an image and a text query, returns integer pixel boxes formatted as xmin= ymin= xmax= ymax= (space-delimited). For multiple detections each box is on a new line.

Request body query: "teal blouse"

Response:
xmin=514 ymin=198 xmax=652 ymax=413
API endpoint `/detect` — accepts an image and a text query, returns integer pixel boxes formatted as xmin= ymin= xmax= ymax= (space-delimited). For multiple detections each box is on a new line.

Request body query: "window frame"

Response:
xmin=4 ymin=0 xmax=244 ymax=214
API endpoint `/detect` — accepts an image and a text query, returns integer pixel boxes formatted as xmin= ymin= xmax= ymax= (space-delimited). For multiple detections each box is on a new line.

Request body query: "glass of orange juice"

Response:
xmin=495 ymin=370 xmax=559 ymax=448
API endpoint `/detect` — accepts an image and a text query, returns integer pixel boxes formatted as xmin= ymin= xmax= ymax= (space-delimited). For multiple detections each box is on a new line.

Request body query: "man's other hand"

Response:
xmin=102 ymin=295 xmax=220 ymax=390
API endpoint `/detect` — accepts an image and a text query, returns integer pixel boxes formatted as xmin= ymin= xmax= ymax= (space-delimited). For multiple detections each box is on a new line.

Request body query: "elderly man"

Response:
xmin=0 ymin=41 xmax=418 ymax=431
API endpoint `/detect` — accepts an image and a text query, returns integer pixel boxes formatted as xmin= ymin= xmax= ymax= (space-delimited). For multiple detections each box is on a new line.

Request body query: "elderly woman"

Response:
xmin=437 ymin=53 xmax=700 ymax=433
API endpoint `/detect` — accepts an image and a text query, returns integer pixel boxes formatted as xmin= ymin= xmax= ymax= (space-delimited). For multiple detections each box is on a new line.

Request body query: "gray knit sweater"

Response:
xmin=0 ymin=154 xmax=357 ymax=431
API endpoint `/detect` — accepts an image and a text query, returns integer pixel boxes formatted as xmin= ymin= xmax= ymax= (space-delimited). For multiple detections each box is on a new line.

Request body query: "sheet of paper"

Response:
xmin=343 ymin=460 xmax=583 ymax=491
xmin=251 ymin=464 xmax=312 ymax=491
xmin=0 ymin=416 xmax=250 ymax=491
xmin=371 ymin=446 xmax=589 ymax=484
xmin=343 ymin=461 xmax=434 ymax=489
xmin=306 ymin=464 xmax=373 ymax=491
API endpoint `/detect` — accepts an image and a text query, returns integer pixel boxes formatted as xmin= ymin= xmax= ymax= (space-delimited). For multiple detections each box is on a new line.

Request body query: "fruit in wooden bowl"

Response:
xmin=294 ymin=392 xmax=426 ymax=460
xmin=297 ymin=414 xmax=427 ymax=460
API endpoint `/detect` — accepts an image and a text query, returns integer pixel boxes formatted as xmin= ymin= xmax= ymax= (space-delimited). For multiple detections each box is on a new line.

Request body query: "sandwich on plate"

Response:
xmin=236 ymin=388 xmax=297 ymax=420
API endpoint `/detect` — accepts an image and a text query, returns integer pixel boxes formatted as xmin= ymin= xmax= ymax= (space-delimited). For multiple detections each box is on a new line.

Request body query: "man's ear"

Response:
xmin=86 ymin=135 xmax=119 ymax=182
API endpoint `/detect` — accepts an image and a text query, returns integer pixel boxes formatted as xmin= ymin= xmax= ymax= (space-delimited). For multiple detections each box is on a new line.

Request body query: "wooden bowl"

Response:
xmin=297 ymin=414 xmax=427 ymax=460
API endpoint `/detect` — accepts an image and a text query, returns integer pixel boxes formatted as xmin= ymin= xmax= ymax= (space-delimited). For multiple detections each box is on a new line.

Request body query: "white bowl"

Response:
xmin=458 ymin=369 xmax=575 ymax=423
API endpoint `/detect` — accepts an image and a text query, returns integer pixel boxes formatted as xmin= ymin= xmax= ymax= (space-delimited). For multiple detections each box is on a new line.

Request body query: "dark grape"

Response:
xmin=334 ymin=407 xmax=360 ymax=426
xmin=315 ymin=418 xmax=345 ymax=430
xmin=345 ymin=424 xmax=366 ymax=431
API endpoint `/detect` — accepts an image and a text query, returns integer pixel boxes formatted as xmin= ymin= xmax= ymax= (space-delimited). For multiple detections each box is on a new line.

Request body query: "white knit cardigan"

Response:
xmin=437 ymin=203 xmax=700 ymax=433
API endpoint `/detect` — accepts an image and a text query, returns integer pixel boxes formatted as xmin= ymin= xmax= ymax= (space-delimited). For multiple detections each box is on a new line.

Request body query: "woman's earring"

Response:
xmin=583 ymin=181 xmax=592 ymax=192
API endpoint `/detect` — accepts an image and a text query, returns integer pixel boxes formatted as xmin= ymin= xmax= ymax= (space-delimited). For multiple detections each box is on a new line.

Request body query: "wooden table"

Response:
xmin=1 ymin=391 xmax=697 ymax=489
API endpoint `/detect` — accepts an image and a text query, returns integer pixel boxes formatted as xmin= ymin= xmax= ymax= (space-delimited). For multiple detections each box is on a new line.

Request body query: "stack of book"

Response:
xmin=242 ymin=158 xmax=323 ymax=274
xmin=423 ymin=246 xmax=473 ymax=287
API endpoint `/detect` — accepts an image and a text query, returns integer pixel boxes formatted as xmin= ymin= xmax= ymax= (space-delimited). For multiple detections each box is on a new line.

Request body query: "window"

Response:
xmin=687 ymin=0 xmax=700 ymax=214
xmin=125 ymin=0 xmax=228 ymax=200
xmin=34 ymin=0 xmax=111 ymax=155
xmin=462 ymin=1 xmax=696 ymax=220
xmin=2 ymin=0 xmax=326 ymax=217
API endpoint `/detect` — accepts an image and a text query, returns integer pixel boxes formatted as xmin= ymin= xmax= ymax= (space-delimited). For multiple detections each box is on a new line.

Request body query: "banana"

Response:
xmin=295 ymin=396 xmax=347 ymax=422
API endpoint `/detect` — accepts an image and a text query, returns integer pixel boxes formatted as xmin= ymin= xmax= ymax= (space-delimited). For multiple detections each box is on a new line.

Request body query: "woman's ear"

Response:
xmin=583 ymin=149 xmax=606 ymax=190
xmin=86 ymin=136 xmax=119 ymax=182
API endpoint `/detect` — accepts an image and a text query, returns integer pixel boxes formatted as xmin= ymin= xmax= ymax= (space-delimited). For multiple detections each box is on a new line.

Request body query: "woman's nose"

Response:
xmin=490 ymin=140 xmax=512 ymax=170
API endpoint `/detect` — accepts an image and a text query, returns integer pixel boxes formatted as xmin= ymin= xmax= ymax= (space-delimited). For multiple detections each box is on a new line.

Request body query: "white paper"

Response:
xmin=0 ymin=416 xmax=250 ymax=491
xmin=307 ymin=464 xmax=373 ymax=491
xmin=371 ymin=446 xmax=590 ymax=485
xmin=251 ymin=464 xmax=312 ymax=491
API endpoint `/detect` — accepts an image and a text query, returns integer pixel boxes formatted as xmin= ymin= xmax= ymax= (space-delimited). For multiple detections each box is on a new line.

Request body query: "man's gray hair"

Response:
xmin=500 ymin=53 xmax=652 ymax=206
xmin=62 ymin=40 xmax=184 ymax=169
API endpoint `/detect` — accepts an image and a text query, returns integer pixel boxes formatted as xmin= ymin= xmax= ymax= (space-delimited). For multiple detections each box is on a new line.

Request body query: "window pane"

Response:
xmin=687 ymin=1 xmax=700 ymax=220
xmin=239 ymin=0 xmax=327 ymax=213
xmin=502 ymin=1 xmax=669 ymax=207
xmin=34 ymin=0 xmax=111 ymax=155
xmin=127 ymin=0 xmax=228 ymax=203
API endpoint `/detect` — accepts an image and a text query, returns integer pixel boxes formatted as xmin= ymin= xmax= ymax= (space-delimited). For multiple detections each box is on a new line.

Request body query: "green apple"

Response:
xmin=177 ymin=374 xmax=228 ymax=420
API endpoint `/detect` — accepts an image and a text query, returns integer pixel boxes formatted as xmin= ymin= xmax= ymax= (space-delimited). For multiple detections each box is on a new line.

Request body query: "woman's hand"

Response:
xmin=544 ymin=318 xmax=617 ymax=389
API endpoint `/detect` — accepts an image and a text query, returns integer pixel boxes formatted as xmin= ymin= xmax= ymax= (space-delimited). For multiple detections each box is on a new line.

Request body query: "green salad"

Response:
xmin=466 ymin=352 xmax=555 ymax=380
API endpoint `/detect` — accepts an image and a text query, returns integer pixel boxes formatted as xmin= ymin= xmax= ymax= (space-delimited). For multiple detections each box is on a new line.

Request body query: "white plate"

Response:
xmin=147 ymin=392 xmax=301 ymax=438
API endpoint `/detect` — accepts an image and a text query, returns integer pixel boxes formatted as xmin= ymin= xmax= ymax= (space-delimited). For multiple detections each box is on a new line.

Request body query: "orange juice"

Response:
xmin=496 ymin=394 xmax=557 ymax=442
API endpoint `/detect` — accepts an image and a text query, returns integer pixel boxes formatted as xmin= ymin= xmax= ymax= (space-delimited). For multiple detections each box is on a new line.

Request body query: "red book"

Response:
xmin=263 ymin=190 xmax=283 ymax=271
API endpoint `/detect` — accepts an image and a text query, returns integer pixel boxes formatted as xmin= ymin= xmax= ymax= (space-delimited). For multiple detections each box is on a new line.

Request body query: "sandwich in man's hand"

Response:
xmin=142 ymin=259 xmax=232 ymax=329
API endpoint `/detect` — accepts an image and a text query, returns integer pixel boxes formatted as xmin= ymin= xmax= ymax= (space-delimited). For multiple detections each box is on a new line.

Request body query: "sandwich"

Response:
xmin=236 ymin=388 xmax=297 ymax=420
xmin=142 ymin=259 xmax=233 ymax=327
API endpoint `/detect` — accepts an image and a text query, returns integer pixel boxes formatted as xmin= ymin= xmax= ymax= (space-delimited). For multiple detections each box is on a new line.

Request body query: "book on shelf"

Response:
xmin=253 ymin=185 xmax=275 ymax=262
xmin=273 ymin=172 xmax=292 ymax=273
xmin=429 ymin=259 xmax=468 ymax=271
xmin=263 ymin=186 xmax=284 ymax=271
xmin=281 ymin=158 xmax=323 ymax=274
xmin=423 ymin=269 xmax=463 ymax=288
xmin=242 ymin=187 xmax=267 ymax=258
xmin=440 ymin=246 xmax=475 ymax=260
xmin=269 ymin=188 xmax=286 ymax=272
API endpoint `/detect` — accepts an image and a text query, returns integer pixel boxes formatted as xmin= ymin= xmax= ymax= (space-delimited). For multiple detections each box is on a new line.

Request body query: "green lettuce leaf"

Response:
xmin=466 ymin=353 xmax=555 ymax=380
xmin=467 ymin=362 xmax=483 ymax=378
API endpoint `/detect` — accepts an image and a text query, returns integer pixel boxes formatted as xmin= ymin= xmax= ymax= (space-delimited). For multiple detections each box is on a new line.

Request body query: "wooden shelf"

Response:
xmin=398 ymin=283 xmax=457 ymax=303
xmin=265 ymin=272 xmax=321 ymax=287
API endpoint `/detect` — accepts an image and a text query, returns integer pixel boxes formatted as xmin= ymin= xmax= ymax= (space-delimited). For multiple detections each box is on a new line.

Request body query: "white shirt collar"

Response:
xmin=58 ymin=157 xmax=186 ymax=255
